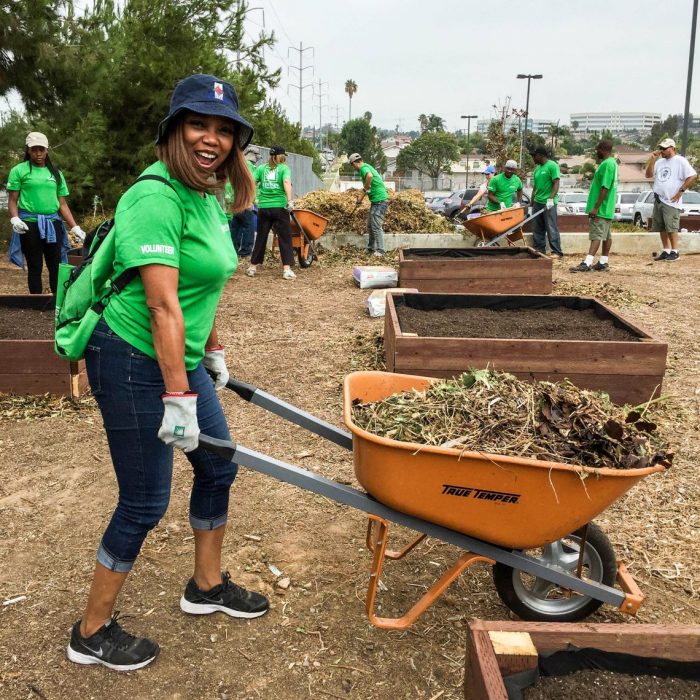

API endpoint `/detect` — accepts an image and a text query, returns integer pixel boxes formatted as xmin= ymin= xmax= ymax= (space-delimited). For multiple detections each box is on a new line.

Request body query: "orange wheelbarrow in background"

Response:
xmin=464 ymin=205 xmax=545 ymax=247
xmin=199 ymin=371 xmax=662 ymax=630
xmin=272 ymin=208 xmax=329 ymax=268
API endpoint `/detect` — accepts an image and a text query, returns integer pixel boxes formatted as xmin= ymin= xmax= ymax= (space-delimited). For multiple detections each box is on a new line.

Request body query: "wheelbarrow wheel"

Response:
xmin=492 ymin=523 xmax=617 ymax=622
xmin=298 ymin=244 xmax=315 ymax=268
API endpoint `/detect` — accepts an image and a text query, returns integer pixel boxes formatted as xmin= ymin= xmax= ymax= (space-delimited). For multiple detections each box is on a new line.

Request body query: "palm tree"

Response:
xmin=418 ymin=113 xmax=429 ymax=132
xmin=345 ymin=79 xmax=357 ymax=121
xmin=426 ymin=114 xmax=446 ymax=132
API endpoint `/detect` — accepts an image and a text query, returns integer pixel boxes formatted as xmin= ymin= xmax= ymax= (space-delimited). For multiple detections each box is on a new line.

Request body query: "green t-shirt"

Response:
xmin=104 ymin=161 xmax=237 ymax=370
xmin=586 ymin=157 xmax=618 ymax=220
xmin=358 ymin=163 xmax=388 ymax=203
xmin=255 ymin=162 xmax=291 ymax=209
xmin=532 ymin=160 xmax=560 ymax=204
xmin=224 ymin=160 xmax=257 ymax=219
xmin=486 ymin=173 xmax=523 ymax=212
xmin=6 ymin=161 xmax=69 ymax=221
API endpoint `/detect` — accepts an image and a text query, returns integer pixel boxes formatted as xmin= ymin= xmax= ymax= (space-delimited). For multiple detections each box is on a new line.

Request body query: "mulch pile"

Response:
xmin=351 ymin=370 xmax=673 ymax=470
xmin=295 ymin=189 xmax=454 ymax=234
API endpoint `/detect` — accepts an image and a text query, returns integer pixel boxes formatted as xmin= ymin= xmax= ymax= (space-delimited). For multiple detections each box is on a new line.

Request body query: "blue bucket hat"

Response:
xmin=156 ymin=74 xmax=254 ymax=149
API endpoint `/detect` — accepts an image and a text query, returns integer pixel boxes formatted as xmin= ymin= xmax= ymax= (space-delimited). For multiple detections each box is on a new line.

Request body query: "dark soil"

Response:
xmin=523 ymin=669 xmax=700 ymax=700
xmin=0 ymin=306 xmax=54 ymax=340
xmin=398 ymin=306 xmax=640 ymax=341
xmin=404 ymin=251 xmax=535 ymax=259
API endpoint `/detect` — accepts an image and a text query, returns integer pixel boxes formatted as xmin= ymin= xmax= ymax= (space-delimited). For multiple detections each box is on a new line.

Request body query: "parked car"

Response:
xmin=614 ymin=192 xmax=639 ymax=222
xmin=556 ymin=191 xmax=588 ymax=215
xmin=427 ymin=195 xmax=449 ymax=214
xmin=632 ymin=190 xmax=700 ymax=227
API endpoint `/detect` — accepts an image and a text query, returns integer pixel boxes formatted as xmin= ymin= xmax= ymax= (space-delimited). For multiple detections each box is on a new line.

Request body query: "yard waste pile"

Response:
xmin=295 ymin=189 xmax=454 ymax=234
xmin=351 ymin=370 xmax=673 ymax=470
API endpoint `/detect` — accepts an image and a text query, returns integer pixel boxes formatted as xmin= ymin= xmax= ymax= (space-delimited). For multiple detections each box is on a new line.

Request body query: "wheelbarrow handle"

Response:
xmin=217 ymin=375 xmax=353 ymax=451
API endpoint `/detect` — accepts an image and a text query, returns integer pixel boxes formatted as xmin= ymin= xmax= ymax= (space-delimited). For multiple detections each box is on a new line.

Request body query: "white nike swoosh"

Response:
xmin=82 ymin=642 xmax=103 ymax=657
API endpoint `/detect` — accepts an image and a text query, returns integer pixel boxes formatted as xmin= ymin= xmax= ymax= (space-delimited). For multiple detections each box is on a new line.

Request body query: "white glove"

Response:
xmin=499 ymin=202 xmax=507 ymax=210
xmin=202 ymin=347 xmax=229 ymax=391
xmin=70 ymin=225 xmax=86 ymax=242
xmin=512 ymin=202 xmax=521 ymax=208
xmin=546 ymin=198 xmax=555 ymax=210
xmin=285 ymin=201 xmax=295 ymax=213
xmin=11 ymin=216 xmax=28 ymax=233
xmin=158 ymin=393 xmax=200 ymax=452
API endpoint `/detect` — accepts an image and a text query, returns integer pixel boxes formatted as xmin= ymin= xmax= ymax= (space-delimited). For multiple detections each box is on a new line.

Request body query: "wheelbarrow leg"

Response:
xmin=366 ymin=518 xmax=426 ymax=560
xmin=364 ymin=515 xmax=494 ymax=630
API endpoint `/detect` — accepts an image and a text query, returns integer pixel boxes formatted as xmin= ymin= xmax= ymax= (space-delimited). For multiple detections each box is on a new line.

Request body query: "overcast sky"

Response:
xmin=255 ymin=0 xmax=699 ymax=132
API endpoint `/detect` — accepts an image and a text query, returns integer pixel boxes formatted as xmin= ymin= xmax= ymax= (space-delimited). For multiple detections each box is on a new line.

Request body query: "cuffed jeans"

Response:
xmin=367 ymin=201 xmax=388 ymax=253
xmin=532 ymin=202 xmax=563 ymax=256
xmin=230 ymin=208 xmax=256 ymax=258
xmin=86 ymin=319 xmax=237 ymax=573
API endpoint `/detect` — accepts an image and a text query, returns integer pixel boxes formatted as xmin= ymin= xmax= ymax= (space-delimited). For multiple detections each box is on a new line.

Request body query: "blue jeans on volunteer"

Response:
xmin=368 ymin=200 xmax=388 ymax=254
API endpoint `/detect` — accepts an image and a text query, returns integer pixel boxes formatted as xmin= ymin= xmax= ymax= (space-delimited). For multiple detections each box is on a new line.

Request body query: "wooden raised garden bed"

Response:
xmin=384 ymin=293 xmax=667 ymax=405
xmin=0 ymin=294 xmax=87 ymax=398
xmin=398 ymin=247 xmax=552 ymax=295
xmin=464 ymin=619 xmax=700 ymax=699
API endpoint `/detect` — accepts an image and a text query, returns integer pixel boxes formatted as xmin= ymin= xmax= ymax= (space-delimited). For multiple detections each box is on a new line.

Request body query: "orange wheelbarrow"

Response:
xmin=272 ymin=208 xmax=329 ymax=268
xmin=464 ymin=205 xmax=545 ymax=247
xmin=199 ymin=371 xmax=661 ymax=630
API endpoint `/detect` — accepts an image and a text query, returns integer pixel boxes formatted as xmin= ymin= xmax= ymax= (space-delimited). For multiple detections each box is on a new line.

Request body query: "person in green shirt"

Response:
xmin=531 ymin=146 xmax=564 ymax=258
xmin=485 ymin=160 xmax=523 ymax=212
xmin=224 ymin=144 xmax=259 ymax=258
xmin=570 ymin=140 xmax=618 ymax=273
xmin=6 ymin=131 xmax=86 ymax=293
xmin=247 ymin=144 xmax=296 ymax=279
xmin=349 ymin=152 xmax=389 ymax=255
xmin=67 ymin=74 xmax=268 ymax=674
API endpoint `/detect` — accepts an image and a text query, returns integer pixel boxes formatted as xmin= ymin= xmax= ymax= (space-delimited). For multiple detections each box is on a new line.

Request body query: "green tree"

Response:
xmin=396 ymin=131 xmax=459 ymax=188
xmin=458 ymin=131 xmax=486 ymax=154
xmin=418 ymin=113 xmax=445 ymax=133
xmin=345 ymin=79 xmax=357 ymax=121
xmin=647 ymin=115 xmax=679 ymax=148
xmin=339 ymin=117 xmax=386 ymax=174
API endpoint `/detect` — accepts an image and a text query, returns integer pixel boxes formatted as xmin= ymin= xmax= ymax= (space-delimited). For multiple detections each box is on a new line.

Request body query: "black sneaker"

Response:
xmin=67 ymin=613 xmax=159 ymax=671
xmin=180 ymin=571 xmax=269 ymax=619
xmin=654 ymin=251 xmax=670 ymax=261
xmin=569 ymin=261 xmax=592 ymax=273
xmin=593 ymin=261 xmax=609 ymax=272
xmin=666 ymin=251 xmax=680 ymax=261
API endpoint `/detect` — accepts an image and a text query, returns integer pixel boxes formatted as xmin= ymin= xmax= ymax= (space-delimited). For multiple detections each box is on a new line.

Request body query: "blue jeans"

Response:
xmin=85 ymin=319 xmax=236 ymax=573
xmin=532 ymin=202 xmax=563 ymax=256
xmin=367 ymin=201 xmax=388 ymax=253
xmin=229 ymin=208 xmax=256 ymax=258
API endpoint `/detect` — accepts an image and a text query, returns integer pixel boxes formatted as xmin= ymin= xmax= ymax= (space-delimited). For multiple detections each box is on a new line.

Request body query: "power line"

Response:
xmin=288 ymin=42 xmax=314 ymax=127
xmin=313 ymin=78 xmax=329 ymax=149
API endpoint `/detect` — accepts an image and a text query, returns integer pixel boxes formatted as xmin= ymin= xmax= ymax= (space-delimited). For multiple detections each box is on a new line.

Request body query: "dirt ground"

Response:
xmin=0 ymin=247 xmax=699 ymax=700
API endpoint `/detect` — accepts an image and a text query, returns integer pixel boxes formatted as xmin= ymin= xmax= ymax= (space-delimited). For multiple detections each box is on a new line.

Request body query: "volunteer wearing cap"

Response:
xmin=67 ymin=74 xmax=268 ymax=673
xmin=570 ymin=140 xmax=618 ymax=273
xmin=645 ymin=137 xmax=697 ymax=261
xmin=6 ymin=132 xmax=86 ymax=294
xmin=461 ymin=167 xmax=495 ymax=215
xmin=246 ymin=144 xmax=296 ymax=279
xmin=225 ymin=144 xmax=260 ymax=258
xmin=531 ymin=146 xmax=564 ymax=258
xmin=485 ymin=160 xmax=523 ymax=212
xmin=349 ymin=153 xmax=389 ymax=256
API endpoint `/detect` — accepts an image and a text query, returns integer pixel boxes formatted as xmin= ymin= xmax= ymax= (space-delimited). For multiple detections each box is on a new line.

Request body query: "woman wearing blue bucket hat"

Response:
xmin=67 ymin=74 xmax=269 ymax=672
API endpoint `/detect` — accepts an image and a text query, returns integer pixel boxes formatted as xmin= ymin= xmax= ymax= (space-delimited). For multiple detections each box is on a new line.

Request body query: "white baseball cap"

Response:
xmin=504 ymin=159 xmax=518 ymax=169
xmin=658 ymin=138 xmax=676 ymax=149
xmin=26 ymin=132 xmax=49 ymax=149
xmin=348 ymin=153 xmax=362 ymax=164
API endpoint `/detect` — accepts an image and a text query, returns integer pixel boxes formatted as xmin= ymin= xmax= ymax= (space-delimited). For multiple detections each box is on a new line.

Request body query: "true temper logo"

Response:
xmin=441 ymin=484 xmax=520 ymax=504
xmin=140 ymin=244 xmax=174 ymax=255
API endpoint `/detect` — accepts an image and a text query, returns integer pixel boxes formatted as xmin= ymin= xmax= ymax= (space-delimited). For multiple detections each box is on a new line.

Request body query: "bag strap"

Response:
xmin=93 ymin=174 xmax=179 ymax=313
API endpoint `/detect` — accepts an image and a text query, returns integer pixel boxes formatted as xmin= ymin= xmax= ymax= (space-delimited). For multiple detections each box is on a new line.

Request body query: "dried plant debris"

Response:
xmin=295 ymin=189 xmax=455 ymax=234
xmin=0 ymin=392 xmax=96 ymax=421
xmin=553 ymin=280 xmax=657 ymax=308
xmin=351 ymin=370 xmax=673 ymax=470
xmin=350 ymin=330 xmax=385 ymax=372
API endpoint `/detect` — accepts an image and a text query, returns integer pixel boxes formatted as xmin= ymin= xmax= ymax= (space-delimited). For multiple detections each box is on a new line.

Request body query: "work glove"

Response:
xmin=11 ymin=216 xmax=28 ymax=233
xmin=202 ymin=347 xmax=229 ymax=391
xmin=285 ymin=201 xmax=295 ymax=213
xmin=71 ymin=225 xmax=86 ymax=242
xmin=499 ymin=201 xmax=507 ymax=210
xmin=158 ymin=393 xmax=200 ymax=452
xmin=546 ymin=198 xmax=555 ymax=210
xmin=512 ymin=202 xmax=521 ymax=208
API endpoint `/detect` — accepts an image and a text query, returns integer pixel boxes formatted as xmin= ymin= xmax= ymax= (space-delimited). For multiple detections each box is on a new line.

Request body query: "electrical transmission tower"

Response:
xmin=313 ymin=78 xmax=329 ymax=150
xmin=288 ymin=42 xmax=314 ymax=127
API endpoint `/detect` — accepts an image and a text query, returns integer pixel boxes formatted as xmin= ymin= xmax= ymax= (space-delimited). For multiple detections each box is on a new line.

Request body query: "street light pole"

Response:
xmin=461 ymin=114 xmax=478 ymax=187
xmin=516 ymin=74 xmax=542 ymax=167
xmin=682 ymin=0 xmax=698 ymax=155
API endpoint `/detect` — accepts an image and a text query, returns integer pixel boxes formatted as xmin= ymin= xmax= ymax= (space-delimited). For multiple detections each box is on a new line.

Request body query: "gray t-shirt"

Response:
xmin=653 ymin=155 xmax=697 ymax=209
